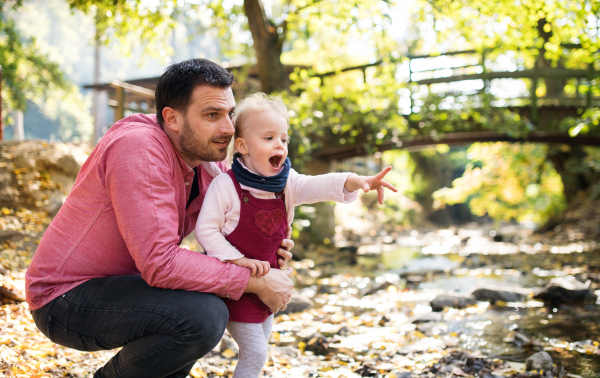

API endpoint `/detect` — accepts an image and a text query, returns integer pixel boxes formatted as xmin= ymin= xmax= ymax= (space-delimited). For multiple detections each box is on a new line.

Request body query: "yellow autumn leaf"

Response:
xmin=222 ymin=348 xmax=237 ymax=358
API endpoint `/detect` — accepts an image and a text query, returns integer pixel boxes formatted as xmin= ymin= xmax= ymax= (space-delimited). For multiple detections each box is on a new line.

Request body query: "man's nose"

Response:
xmin=220 ymin=117 xmax=235 ymax=135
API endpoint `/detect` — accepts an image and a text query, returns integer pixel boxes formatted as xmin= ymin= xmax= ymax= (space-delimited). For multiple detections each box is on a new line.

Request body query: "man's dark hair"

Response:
xmin=155 ymin=59 xmax=235 ymax=126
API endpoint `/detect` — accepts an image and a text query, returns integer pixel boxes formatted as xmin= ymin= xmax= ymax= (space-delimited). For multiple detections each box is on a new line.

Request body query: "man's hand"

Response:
xmin=277 ymin=228 xmax=294 ymax=269
xmin=229 ymin=257 xmax=270 ymax=277
xmin=245 ymin=268 xmax=294 ymax=313
xmin=344 ymin=166 xmax=398 ymax=204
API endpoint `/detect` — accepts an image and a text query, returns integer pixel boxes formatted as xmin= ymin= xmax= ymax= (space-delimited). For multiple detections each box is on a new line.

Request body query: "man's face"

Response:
xmin=177 ymin=85 xmax=236 ymax=164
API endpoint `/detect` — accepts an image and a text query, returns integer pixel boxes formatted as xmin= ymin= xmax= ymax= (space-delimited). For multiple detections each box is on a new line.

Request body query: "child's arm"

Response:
xmin=228 ymin=257 xmax=270 ymax=278
xmin=343 ymin=166 xmax=397 ymax=204
xmin=196 ymin=175 xmax=269 ymax=277
xmin=287 ymin=167 xmax=397 ymax=208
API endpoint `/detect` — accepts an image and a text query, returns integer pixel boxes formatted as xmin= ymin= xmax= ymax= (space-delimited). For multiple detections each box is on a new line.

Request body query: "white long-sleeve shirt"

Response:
xmin=196 ymin=163 xmax=357 ymax=262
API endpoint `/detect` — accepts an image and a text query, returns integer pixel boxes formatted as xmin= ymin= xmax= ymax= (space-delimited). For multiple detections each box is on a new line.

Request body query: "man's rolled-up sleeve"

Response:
xmin=103 ymin=128 xmax=249 ymax=300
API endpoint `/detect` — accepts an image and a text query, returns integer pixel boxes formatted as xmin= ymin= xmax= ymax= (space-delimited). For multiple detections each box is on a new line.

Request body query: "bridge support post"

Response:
xmin=530 ymin=76 xmax=539 ymax=125
xmin=304 ymin=158 xmax=336 ymax=243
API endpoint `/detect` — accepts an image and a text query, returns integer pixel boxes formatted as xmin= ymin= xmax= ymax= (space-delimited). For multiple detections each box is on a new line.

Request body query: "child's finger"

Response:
xmin=374 ymin=166 xmax=392 ymax=180
xmin=363 ymin=183 xmax=370 ymax=192
xmin=250 ymin=264 xmax=257 ymax=277
xmin=377 ymin=186 xmax=385 ymax=204
xmin=381 ymin=179 xmax=398 ymax=192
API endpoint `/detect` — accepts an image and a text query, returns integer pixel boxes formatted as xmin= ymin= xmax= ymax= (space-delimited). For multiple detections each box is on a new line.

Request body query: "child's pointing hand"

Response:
xmin=344 ymin=166 xmax=398 ymax=204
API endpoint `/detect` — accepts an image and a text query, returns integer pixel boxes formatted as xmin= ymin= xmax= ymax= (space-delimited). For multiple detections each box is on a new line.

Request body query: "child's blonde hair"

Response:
xmin=233 ymin=92 xmax=289 ymax=140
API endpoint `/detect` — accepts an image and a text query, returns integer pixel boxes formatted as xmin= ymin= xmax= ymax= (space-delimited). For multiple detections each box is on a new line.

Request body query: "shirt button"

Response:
xmin=185 ymin=182 xmax=190 ymax=186
xmin=243 ymin=196 xmax=249 ymax=203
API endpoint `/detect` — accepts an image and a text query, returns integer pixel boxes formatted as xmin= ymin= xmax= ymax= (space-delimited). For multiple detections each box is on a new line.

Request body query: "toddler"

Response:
xmin=196 ymin=93 xmax=396 ymax=378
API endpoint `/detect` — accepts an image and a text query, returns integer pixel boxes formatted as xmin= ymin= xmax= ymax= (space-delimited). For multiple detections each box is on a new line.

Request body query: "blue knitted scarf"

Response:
xmin=231 ymin=153 xmax=291 ymax=193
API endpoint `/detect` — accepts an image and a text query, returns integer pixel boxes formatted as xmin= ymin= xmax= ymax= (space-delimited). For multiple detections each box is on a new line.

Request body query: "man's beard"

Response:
xmin=179 ymin=118 xmax=230 ymax=163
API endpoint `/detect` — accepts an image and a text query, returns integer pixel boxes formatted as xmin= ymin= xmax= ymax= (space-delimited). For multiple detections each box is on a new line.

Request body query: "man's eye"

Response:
xmin=208 ymin=113 xmax=217 ymax=118
xmin=228 ymin=112 xmax=234 ymax=119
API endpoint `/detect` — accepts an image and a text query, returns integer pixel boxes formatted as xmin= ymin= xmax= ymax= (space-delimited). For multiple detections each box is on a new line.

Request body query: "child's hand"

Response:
xmin=229 ymin=257 xmax=271 ymax=277
xmin=344 ymin=166 xmax=398 ymax=204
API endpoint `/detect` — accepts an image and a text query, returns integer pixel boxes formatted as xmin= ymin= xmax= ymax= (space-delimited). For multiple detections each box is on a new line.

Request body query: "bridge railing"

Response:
xmin=309 ymin=46 xmax=600 ymax=159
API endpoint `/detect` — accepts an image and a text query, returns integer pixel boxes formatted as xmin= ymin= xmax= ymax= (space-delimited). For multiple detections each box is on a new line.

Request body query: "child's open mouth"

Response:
xmin=269 ymin=155 xmax=282 ymax=169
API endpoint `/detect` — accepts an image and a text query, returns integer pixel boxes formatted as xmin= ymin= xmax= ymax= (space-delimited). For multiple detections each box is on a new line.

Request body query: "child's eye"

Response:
xmin=282 ymin=138 xmax=288 ymax=144
xmin=265 ymin=136 xmax=273 ymax=141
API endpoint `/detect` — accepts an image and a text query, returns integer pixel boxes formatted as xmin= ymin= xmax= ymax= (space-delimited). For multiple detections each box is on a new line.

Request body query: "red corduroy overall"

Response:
xmin=222 ymin=170 xmax=287 ymax=323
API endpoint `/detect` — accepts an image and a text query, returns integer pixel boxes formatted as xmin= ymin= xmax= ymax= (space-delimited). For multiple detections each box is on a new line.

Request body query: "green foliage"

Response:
xmin=0 ymin=8 xmax=68 ymax=114
xmin=1 ymin=1 xmax=92 ymax=141
xmin=411 ymin=0 xmax=599 ymax=67
xmin=66 ymin=0 xmax=176 ymax=61
xmin=408 ymin=91 xmax=533 ymax=138
xmin=280 ymin=65 xmax=407 ymax=167
xmin=560 ymin=107 xmax=600 ymax=136
xmin=433 ymin=142 xmax=566 ymax=224
xmin=64 ymin=0 xmax=397 ymax=67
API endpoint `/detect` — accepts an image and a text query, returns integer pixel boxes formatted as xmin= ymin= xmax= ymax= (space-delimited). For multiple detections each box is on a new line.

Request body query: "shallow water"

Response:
xmin=354 ymin=229 xmax=600 ymax=376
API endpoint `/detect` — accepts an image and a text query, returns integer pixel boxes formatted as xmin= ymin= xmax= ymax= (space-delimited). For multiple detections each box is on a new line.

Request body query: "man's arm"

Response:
xmin=103 ymin=128 xmax=250 ymax=299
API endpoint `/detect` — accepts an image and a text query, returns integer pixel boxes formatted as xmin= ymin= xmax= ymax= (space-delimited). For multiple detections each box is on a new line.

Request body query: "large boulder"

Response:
xmin=430 ymin=294 xmax=476 ymax=312
xmin=534 ymin=276 xmax=597 ymax=305
xmin=0 ymin=141 xmax=87 ymax=215
xmin=525 ymin=351 xmax=553 ymax=374
xmin=0 ymin=141 xmax=88 ymax=265
xmin=471 ymin=285 xmax=532 ymax=304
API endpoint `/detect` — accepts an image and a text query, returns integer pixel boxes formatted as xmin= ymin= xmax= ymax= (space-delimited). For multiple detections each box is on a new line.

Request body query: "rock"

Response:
xmin=335 ymin=326 xmax=352 ymax=336
xmin=0 ymin=141 xmax=86 ymax=213
xmin=411 ymin=312 xmax=442 ymax=324
xmin=525 ymin=351 xmax=553 ymax=374
xmin=503 ymin=331 xmax=531 ymax=346
xmin=278 ymin=293 xmax=314 ymax=315
xmin=364 ymin=281 xmax=395 ymax=295
xmin=471 ymin=286 xmax=531 ymax=303
xmin=534 ymin=276 xmax=597 ymax=305
xmin=405 ymin=275 xmax=424 ymax=289
xmin=219 ymin=334 xmax=238 ymax=354
xmin=304 ymin=333 xmax=330 ymax=355
xmin=269 ymin=345 xmax=300 ymax=359
xmin=430 ymin=294 xmax=476 ymax=312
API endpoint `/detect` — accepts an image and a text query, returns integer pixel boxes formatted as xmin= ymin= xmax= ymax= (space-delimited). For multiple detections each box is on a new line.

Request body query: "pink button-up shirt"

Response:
xmin=25 ymin=114 xmax=250 ymax=311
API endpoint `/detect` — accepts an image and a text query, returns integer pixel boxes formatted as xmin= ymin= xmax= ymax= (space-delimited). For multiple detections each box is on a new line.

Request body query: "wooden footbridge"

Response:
xmin=309 ymin=47 xmax=600 ymax=160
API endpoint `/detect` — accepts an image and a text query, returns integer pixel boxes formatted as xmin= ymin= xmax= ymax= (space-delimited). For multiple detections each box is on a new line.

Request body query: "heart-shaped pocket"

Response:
xmin=255 ymin=209 xmax=286 ymax=236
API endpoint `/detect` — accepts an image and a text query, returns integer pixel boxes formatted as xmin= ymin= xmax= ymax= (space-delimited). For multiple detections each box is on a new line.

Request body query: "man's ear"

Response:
xmin=162 ymin=107 xmax=181 ymax=132
xmin=235 ymin=137 xmax=248 ymax=155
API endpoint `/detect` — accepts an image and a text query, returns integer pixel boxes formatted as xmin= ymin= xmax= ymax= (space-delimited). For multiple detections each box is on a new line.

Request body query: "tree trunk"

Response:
xmin=243 ymin=0 xmax=287 ymax=93
xmin=547 ymin=145 xmax=590 ymax=203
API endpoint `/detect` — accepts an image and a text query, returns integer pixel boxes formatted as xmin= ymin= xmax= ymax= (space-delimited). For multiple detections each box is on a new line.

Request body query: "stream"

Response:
xmin=310 ymin=222 xmax=600 ymax=376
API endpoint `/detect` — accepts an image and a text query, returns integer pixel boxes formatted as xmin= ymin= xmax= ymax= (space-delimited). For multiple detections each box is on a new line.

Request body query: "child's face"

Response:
xmin=236 ymin=109 xmax=289 ymax=177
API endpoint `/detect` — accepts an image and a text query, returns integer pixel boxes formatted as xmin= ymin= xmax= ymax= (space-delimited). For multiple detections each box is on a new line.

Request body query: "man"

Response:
xmin=25 ymin=59 xmax=294 ymax=378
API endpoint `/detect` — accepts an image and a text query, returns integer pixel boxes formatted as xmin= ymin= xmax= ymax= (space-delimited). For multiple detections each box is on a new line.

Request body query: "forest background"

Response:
xmin=1 ymin=0 xmax=600 ymax=237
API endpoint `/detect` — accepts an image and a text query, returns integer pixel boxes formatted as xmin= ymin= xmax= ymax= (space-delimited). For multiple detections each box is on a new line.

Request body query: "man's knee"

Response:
xmin=181 ymin=293 xmax=228 ymax=346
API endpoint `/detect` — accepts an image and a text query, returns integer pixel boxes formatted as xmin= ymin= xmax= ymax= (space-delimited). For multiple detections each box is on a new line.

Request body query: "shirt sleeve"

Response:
xmin=103 ymin=128 xmax=249 ymax=300
xmin=286 ymin=169 xmax=359 ymax=206
xmin=196 ymin=175 xmax=245 ymax=262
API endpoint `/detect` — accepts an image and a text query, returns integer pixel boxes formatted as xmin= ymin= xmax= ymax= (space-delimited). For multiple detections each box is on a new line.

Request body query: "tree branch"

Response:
xmin=289 ymin=0 xmax=323 ymax=16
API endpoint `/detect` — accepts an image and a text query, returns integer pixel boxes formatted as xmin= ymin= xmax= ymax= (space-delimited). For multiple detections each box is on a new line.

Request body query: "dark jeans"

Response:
xmin=31 ymin=275 xmax=228 ymax=378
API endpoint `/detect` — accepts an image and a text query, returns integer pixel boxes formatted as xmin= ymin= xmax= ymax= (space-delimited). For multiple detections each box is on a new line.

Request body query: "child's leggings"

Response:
xmin=227 ymin=314 xmax=274 ymax=378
